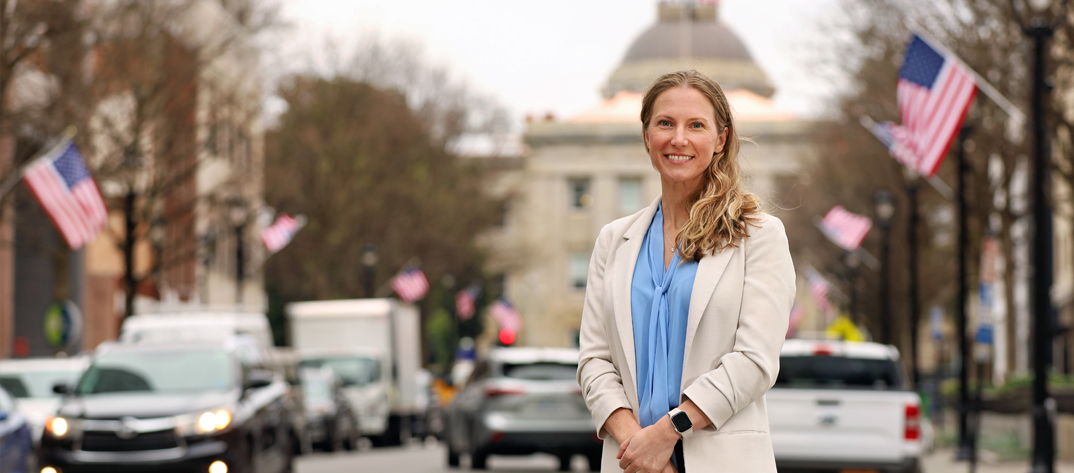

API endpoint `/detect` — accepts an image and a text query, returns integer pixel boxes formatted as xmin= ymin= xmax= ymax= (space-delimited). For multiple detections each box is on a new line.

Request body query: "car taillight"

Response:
xmin=484 ymin=386 xmax=526 ymax=397
xmin=904 ymin=404 xmax=920 ymax=440
xmin=812 ymin=343 xmax=834 ymax=356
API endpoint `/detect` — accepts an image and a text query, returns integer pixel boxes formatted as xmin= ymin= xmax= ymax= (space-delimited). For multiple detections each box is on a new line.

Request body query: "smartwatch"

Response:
xmin=668 ymin=408 xmax=693 ymax=439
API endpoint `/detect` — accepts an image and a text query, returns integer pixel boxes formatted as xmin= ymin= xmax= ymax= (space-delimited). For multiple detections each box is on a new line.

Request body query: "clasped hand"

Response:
xmin=616 ymin=421 xmax=680 ymax=473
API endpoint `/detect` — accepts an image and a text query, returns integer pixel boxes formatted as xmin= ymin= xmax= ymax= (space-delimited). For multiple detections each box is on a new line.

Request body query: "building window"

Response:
xmin=569 ymin=178 xmax=592 ymax=209
xmin=619 ymin=177 xmax=643 ymax=213
xmin=570 ymin=253 xmax=590 ymax=289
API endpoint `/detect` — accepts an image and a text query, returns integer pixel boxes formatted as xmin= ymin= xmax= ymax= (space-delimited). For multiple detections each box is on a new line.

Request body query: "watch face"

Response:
xmin=672 ymin=411 xmax=692 ymax=432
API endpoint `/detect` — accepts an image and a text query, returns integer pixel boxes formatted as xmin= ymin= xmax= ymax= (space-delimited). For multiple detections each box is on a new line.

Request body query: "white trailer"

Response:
xmin=287 ymin=298 xmax=421 ymax=446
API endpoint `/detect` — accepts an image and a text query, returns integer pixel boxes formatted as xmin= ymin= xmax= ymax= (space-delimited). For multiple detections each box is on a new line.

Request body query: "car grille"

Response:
xmin=81 ymin=430 xmax=179 ymax=452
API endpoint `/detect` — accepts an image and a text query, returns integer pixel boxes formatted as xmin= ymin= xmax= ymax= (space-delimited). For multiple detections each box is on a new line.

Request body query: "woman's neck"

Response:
xmin=660 ymin=182 xmax=696 ymax=230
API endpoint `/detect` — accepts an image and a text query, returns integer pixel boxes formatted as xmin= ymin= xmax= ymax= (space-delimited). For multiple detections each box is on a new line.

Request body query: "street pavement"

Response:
xmin=295 ymin=439 xmax=1074 ymax=472
xmin=922 ymin=447 xmax=1074 ymax=473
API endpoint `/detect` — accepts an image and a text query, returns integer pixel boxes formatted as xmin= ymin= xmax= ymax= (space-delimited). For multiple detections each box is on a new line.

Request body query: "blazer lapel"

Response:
xmin=682 ymin=247 xmax=734 ymax=371
xmin=612 ymin=197 xmax=661 ymax=390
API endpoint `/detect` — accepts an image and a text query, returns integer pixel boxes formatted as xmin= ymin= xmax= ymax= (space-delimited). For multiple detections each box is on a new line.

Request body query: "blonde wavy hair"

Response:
xmin=640 ymin=70 xmax=762 ymax=260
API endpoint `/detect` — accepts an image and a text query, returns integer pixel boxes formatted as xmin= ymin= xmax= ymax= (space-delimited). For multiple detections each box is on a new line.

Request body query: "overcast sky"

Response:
xmin=275 ymin=0 xmax=840 ymax=122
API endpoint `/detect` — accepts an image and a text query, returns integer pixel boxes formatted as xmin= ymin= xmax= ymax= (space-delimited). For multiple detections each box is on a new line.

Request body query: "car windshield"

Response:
xmin=75 ymin=348 xmax=235 ymax=395
xmin=299 ymin=357 xmax=379 ymax=387
xmin=774 ymin=356 xmax=902 ymax=390
xmin=0 ymin=369 xmax=81 ymax=398
xmin=502 ymin=362 xmax=578 ymax=381
xmin=301 ymin=378 xmax=332 ymax=402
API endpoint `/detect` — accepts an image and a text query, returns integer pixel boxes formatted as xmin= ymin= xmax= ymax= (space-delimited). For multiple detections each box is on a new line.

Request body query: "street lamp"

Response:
xmin=1009 ymin=0 xmax=1069 ymax=471
xmin=873 ymin=190 xmax=896 ymax=345
xmin=362 ymin=243 xmax=378 ymax=298
xmin=844 ymin=251 xmax=861 ymax=325
xmin=228 ymin=201 xmax=249 ymax=306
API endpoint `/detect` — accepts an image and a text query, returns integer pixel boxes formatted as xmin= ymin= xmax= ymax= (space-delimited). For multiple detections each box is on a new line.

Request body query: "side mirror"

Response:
xmin=52 ymin=383 xmax=69 ymax=395
xmin=245 ymin=369 xmax=274 ymax=390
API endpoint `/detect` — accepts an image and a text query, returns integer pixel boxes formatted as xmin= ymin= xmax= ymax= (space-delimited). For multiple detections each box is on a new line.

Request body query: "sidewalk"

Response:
xmin=923 ymin=447 xmax=1074 ymax=473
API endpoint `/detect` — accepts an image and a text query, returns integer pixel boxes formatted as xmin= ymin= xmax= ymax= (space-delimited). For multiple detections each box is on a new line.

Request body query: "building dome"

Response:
xmin=623 ymin=22 xmax=753 ymax=63
xmin=604 ymin=2 xmax=774 ymax=99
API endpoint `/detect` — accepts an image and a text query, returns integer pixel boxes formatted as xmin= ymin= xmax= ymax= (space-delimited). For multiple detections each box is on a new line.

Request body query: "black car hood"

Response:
xmin=60 ymin=390 xmax=237 ymax=420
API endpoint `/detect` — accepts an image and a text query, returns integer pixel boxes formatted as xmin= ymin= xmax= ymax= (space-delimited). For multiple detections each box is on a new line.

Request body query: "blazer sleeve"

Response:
xmin=682 ymin=215 xmax=795 ymax=430
xmin=577 ymin=223 xmax=632 ymax=439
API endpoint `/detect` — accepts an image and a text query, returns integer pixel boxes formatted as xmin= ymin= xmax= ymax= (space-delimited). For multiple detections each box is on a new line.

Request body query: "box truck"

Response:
xmin=287 ymin=298 xmax=421 ymax=446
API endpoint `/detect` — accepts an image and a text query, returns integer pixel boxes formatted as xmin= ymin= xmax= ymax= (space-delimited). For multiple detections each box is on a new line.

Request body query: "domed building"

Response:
xmin=480 ymin=1 xmax=816 ymax=348
xmin=604 ymin=2 xmax=774 ymax=99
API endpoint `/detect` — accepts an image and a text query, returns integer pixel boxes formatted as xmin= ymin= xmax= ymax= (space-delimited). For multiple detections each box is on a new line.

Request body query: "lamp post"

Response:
xmin=874 ymin=190 xmax=896 ymax=345
xmin=1009 ymin=1 xmax=1068 ymax=470
xmin=956 ymin=125 xmax=974 ymax=461
xmin=229 ymin=202 xmax=248 ymax=306
xmin=845 ymin=251 xmax=861 ymax=325
xmin=906 ymin=172 xmax=922 ymax=389
xmin=362 ymin=243 xmax=378 ymax=298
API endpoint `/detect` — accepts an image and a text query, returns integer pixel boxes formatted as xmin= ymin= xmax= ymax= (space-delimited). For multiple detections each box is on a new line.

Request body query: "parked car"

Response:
xmin=768 ymin=339 xmax=926 ymax=473
xmin=442 ymin=347 xmax=601 ymax=471
xmin=0 ymin=386 xmax=33 ymax=473
xmin=299 ymin=368 xmax=359 ymax=452
xmin=38 ymin=338 xmax=295 ymax=473
xmin=0 ymin=357 xmax=89 ymax=446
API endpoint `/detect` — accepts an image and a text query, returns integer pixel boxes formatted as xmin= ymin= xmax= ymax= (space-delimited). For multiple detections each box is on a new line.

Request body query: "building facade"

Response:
xmin=2 ymin=0 xmax=266 ymax=357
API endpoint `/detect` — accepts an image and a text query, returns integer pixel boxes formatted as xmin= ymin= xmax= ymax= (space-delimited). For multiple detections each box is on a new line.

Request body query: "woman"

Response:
xmin=577 ymin=70 xmax=795 ymax=473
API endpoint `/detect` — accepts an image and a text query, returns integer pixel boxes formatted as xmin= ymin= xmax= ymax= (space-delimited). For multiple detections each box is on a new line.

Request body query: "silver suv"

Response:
xmin=442 ymin=347 xmax=601 ymax=471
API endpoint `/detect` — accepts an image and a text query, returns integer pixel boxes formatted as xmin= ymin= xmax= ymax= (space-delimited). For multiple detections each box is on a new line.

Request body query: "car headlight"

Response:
xmin=176 ymin=409 xmax=233 ymax=436
xmin=45 ymin=416 xmax=80 ymax=438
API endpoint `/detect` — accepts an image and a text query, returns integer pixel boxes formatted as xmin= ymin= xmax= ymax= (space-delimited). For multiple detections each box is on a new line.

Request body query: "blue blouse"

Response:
xmin=631 ymin=204 xmax=698 ymax=428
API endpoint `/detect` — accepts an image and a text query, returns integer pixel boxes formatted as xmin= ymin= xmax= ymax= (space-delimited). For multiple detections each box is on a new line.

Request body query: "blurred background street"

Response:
xmin=3 ymin=0 xmax=1074 ymax=472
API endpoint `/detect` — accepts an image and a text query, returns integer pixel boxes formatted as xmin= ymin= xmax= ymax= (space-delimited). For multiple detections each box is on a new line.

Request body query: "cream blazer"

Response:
xmin=577 ymin=197 xmax=795 ymax=472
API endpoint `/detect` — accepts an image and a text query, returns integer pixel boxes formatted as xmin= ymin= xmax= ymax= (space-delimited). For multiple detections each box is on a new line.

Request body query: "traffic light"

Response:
xmin=498 ymin=328 xmax=516 ymax=346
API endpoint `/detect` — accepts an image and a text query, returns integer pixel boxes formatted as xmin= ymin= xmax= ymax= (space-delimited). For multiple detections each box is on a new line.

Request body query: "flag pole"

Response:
xmin=910 ymin=29 xmax=1027 ymax=126
xmin=811 ymin=219 xmax=881 ymax=271
xmin=859 ymin=115 xmax=956 ymax=200
xmin=0 ymin=127 xmax=78 ymax=201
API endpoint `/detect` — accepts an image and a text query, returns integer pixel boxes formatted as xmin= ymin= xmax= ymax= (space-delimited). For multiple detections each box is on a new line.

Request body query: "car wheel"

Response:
xmin=558 ymin=454 xmax=572 ymax=471
xmin=587 ymin=453 xmax=601 ymax=472
xmin=447 ymin=443 xmax=460 ymax=468
xmin=470 ymin=449 xmax=488 ymax=470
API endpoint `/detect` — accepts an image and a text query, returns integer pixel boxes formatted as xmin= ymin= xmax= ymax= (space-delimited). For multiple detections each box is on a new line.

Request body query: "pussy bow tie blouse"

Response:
xmin=630 ymin=204 xmax=698 ymax=428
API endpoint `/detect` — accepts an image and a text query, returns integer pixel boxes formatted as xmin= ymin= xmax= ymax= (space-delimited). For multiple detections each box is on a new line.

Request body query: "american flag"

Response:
xmin=260 ymin=214 xmax=304 ymax=254
xmin=455 ymin=285 xmax=480 ymax=321
xmin=490 ymin=299 xmax=524 ymax=333
xmin=391 ymin=268 xmax=429 ymax=303
xmin=804 ymin=267 xmax=832 ymax=316
xmin=820 ymin=206 xmax=872 ymax=251
xmin=861 ymin=116 xmax=919 ymax=171
xmin=886 ymin=34 xmax=977 ymax=177
xmin=22 ymin=140 xmax=108 ymax=250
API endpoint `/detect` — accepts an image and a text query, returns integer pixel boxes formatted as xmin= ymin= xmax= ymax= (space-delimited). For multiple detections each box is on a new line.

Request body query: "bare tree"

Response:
xmin=77 ymin=0 xmax=279 ymax=317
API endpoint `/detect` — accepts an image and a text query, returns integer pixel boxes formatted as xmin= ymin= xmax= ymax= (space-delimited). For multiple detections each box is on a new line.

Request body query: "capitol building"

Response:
xmin=481 ymin=1 xmax=816 ymax=348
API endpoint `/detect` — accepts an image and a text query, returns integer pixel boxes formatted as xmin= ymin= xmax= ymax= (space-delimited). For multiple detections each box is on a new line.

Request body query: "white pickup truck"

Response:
xmin=768 ymin=339 xmax=925 ymax=473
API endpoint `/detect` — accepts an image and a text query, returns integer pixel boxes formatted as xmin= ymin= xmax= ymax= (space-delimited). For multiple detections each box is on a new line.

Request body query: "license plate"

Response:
xmin=530 ymin=401 xmax=568 ymax=411
xmin=840 ymin=470 xmax=879 ymax=473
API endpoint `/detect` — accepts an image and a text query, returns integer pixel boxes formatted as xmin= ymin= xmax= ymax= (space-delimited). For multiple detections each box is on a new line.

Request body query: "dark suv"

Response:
xmin=39 ymin=340 xmax=294 ymax=473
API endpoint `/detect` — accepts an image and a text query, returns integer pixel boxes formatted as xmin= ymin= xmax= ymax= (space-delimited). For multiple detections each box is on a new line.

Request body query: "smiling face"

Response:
xmin=643 ymin=86 xmax=727 ymax=195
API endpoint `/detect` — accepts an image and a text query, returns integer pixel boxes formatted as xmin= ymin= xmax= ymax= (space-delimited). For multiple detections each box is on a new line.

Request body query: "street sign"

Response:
xmin=43 ymin=300 xmax=82 ymax=349
xmin=930 ymin=306 xmax=944 ymax=342
xmin=975 ymin=237 xmax=998 ymax=347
